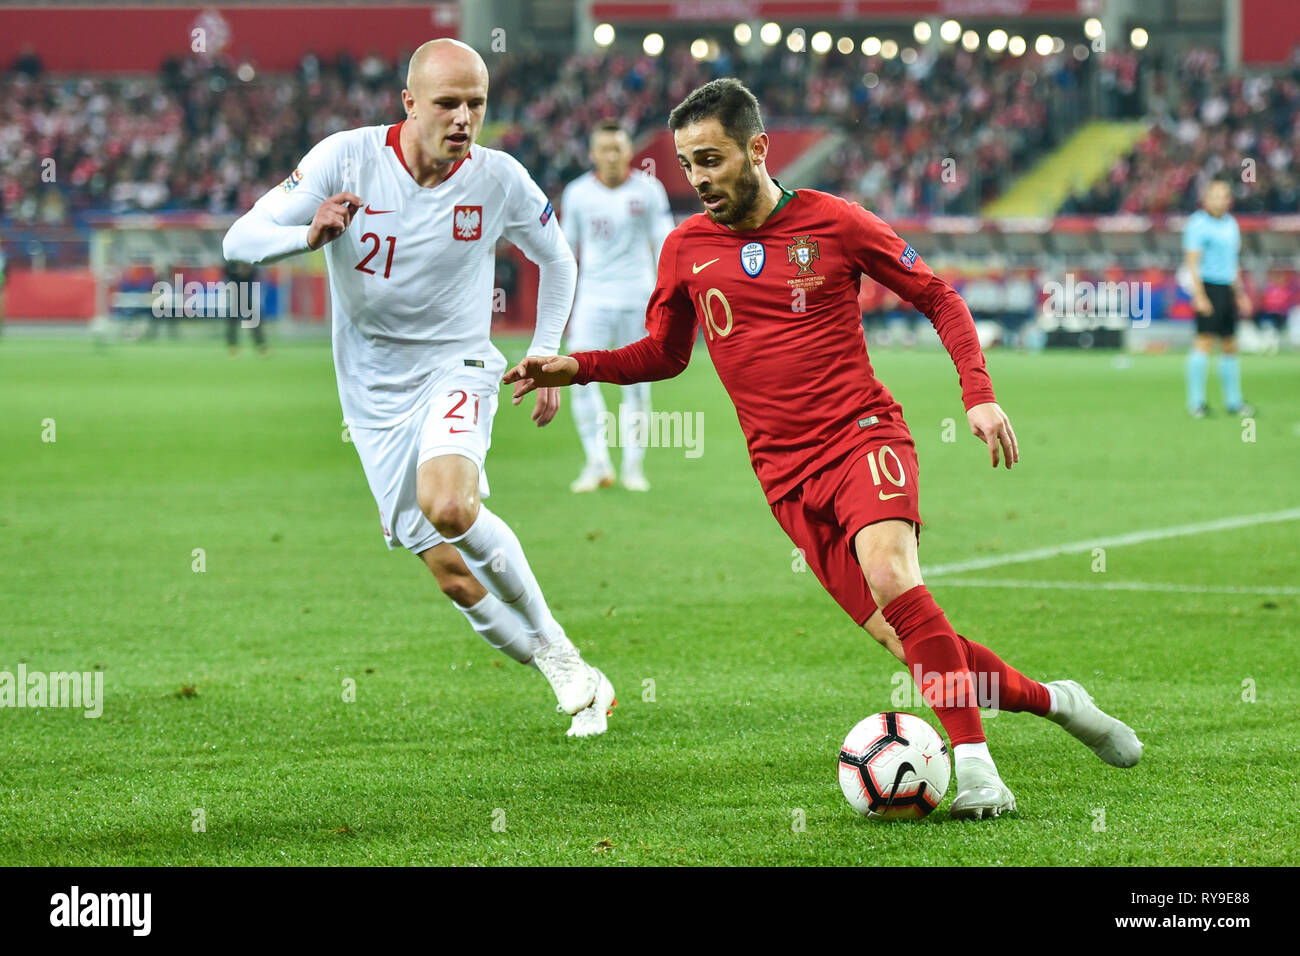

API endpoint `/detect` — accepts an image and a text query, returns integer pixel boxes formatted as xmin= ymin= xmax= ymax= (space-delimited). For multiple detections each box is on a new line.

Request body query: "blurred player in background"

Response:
xmin=223 ymin=39 xmax=614 ymax=736
xmin=560 ymin=121 xmax=674 ymax=492
xmin=224 ymin=258 xmax=268 ymax=356
xmin=1184 ymin=177 xmax=1254 ymax=418
xmin=144 ymin=261 xmax=182 ymax=340
xmin=509 ymin=79 xmax=1142 ymax=815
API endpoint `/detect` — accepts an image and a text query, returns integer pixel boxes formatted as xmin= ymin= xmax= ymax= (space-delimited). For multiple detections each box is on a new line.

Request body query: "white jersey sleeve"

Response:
xmin=647 ymin=174 xmax=675 ymax=260
xmin=560 ymin=179 xmax=581 ymax=255
xmin=222 ymin=132 xmax=348 ymax=265
xmin=499 ymin=156 xmax=576 ymax=358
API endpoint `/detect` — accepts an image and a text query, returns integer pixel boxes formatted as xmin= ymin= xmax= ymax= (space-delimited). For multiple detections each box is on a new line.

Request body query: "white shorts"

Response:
xmin=348 ymin=362 xmax=500 ymax=554
xmin=566 ymin=298 xmax=648 ymax=352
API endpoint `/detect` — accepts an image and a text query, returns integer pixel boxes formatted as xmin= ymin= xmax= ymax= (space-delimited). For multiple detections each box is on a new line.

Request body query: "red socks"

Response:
xmin=882 ymin=585 xmax=1053 ymax=748
xmin=882 ymin=584 xmax=985 ymax=747
xmin=954 ymin=634 xmax=1051 ymax=716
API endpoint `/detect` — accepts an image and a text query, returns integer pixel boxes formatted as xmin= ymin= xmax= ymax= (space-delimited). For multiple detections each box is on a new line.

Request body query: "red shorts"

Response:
xmin=770 ymin=435 xmax=922 ymax=627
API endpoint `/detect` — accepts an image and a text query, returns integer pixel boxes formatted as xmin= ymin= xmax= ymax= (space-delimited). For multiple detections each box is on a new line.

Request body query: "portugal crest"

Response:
xmin=740 ymin=241 xmax=765 ymax=277
xmin=787 ymin=235 xmax=820 ymax=275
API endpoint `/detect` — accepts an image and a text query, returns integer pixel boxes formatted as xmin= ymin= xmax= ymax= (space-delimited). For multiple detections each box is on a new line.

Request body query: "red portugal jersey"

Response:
xmin=571 ymin=188 xmax=997 ymax=503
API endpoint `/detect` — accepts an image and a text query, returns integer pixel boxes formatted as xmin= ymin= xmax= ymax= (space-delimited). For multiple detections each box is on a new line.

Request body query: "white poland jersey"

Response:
xmin=560 ymin=169 xmax=674 ymax=308
xmin=223 ymin=122 xmax=575 ymax=429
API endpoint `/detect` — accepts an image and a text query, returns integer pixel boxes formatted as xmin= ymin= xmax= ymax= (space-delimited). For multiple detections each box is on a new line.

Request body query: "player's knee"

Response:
xmin=860 ymin=550 xmax=920 ymax=608
xmin=421 ymin=496 xmax=478 ymax=538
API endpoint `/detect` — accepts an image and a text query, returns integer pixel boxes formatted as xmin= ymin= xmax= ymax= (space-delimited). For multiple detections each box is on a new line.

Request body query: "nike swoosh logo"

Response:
xmin=364 ymin=205 xmax=395 ymax=215
xmin=448 ymin=428 xmax=475 ymax=434
xmin=878 ymin=491 xmax=908 ymax=501
xmin=692 ymin=258 xmax=719 ymax=274
xmin=884 ymin=761 xmax=916 ymax=808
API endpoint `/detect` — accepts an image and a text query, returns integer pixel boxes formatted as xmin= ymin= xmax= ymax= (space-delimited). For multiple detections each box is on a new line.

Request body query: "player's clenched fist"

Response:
xmin=504 ymin=355 xmax=578 ymax=402
xmin=967 ymin=401 xmax=1020 ymax=470
xmin=307 ymin=192 xmax=364 ymax=250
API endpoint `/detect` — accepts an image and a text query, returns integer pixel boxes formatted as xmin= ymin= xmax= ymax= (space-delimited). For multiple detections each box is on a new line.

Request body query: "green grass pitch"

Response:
xmin=2 ymin=333 xmax=1297 ymax=866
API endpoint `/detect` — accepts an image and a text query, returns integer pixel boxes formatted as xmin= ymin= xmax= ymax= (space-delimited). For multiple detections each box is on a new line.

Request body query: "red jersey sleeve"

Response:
xmin=841 ymin=201 xmax=997 ymax=410
xmin=571 ymin=228 xmax=697 ymax=386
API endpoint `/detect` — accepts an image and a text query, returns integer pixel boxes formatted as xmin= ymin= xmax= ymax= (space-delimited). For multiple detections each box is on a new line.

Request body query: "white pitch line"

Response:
xmin=929 ymin=578 xmax=1300 ymax=597
xmin=921 ymin=507 xmax=1300 ymax=577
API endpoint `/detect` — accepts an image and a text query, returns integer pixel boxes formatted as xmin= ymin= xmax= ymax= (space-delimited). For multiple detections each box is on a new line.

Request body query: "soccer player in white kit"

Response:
xmin=560 ymin=121 xmax=675 ymax=492
xmin=222 ymin=39 xmax=615 ymax=736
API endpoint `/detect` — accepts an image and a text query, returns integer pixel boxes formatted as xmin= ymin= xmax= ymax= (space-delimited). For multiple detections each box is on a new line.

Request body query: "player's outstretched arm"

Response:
xmin=505 ymin=356 xmax=578 ymax=403
xmin=507 ymin=229 xmax=694 ymax=405
xmin=967 ymin=401 xmax=1019 ymax=470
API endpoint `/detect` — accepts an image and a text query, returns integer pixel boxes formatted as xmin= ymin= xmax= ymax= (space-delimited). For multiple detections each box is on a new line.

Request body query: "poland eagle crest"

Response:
xmin=453 ymin=205 xmax=483 ymax=241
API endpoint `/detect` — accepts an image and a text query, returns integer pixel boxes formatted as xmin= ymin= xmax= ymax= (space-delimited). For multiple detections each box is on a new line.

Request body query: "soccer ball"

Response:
xmin=837 ymin=711 xmax=950 ymax=820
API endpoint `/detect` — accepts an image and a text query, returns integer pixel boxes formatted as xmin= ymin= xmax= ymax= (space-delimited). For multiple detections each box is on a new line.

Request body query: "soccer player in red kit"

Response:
xmin=507 ymin=79 xmax=1142 ymax=818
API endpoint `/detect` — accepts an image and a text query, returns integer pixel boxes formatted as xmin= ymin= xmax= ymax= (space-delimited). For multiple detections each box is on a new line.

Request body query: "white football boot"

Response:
xmin=569 ymin=462 xmax=615 ymax=494
xmin=1046 ymin=679 xmax=1143 ymax=768
xmin=949 ymin=760 xmax=1017 ymax=820
xmin=567 ymin=668 xmax=617 ymax=738
xmin=533 ymin=641 xmax=598 ymax=715
xmin=620 ymin=465 xmax=650 ymax=492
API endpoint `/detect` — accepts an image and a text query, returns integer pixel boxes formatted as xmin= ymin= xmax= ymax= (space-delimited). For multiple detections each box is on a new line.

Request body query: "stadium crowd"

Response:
xmin=1061 ymin=46 xmax=1300 ymax=214
xmin=3 ymin=38 xmax=1257 ymax=227
xmin=814 ymin=45 xmax=1091 ymax=215
xmin=1 ymin=40 xmax=1295 ymax=230
xmin=492 ymin=43 xmax=1093 ymax=215
xmin=0 ymin=49 xmax=414 ymax=224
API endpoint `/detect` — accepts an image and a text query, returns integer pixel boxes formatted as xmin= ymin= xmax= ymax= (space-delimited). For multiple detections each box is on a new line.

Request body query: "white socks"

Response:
xmin=953 ymin=741 xmax=995 ymax=768
xmin=618 ymin=384 xmax=650 ymax=472
xmin=455 ymin=592 xmax=538 ymax=666
xmin=571 ymin=382 xmax=652 ymax=471
xmin=1045 ymin=683 xmax=1059 ymax=715
xmin=446 ymin=506 xmax=564 ymax=645
xmin=570 ymin=383 xmax=613 ymax=470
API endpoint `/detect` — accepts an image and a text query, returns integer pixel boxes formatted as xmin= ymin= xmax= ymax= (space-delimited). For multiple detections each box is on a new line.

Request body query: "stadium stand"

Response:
xmin=1 ymin=39 xmax=1296 ymax=340
xmin=0 ymin=42 xmax=1130 ymax=223
xmin=1061 ymin=47 xmax=1300 ymax=215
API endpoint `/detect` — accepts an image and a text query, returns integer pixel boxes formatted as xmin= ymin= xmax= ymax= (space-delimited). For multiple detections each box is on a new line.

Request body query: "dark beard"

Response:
xmin=707 ymin=164 xmax=761 ymax=226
